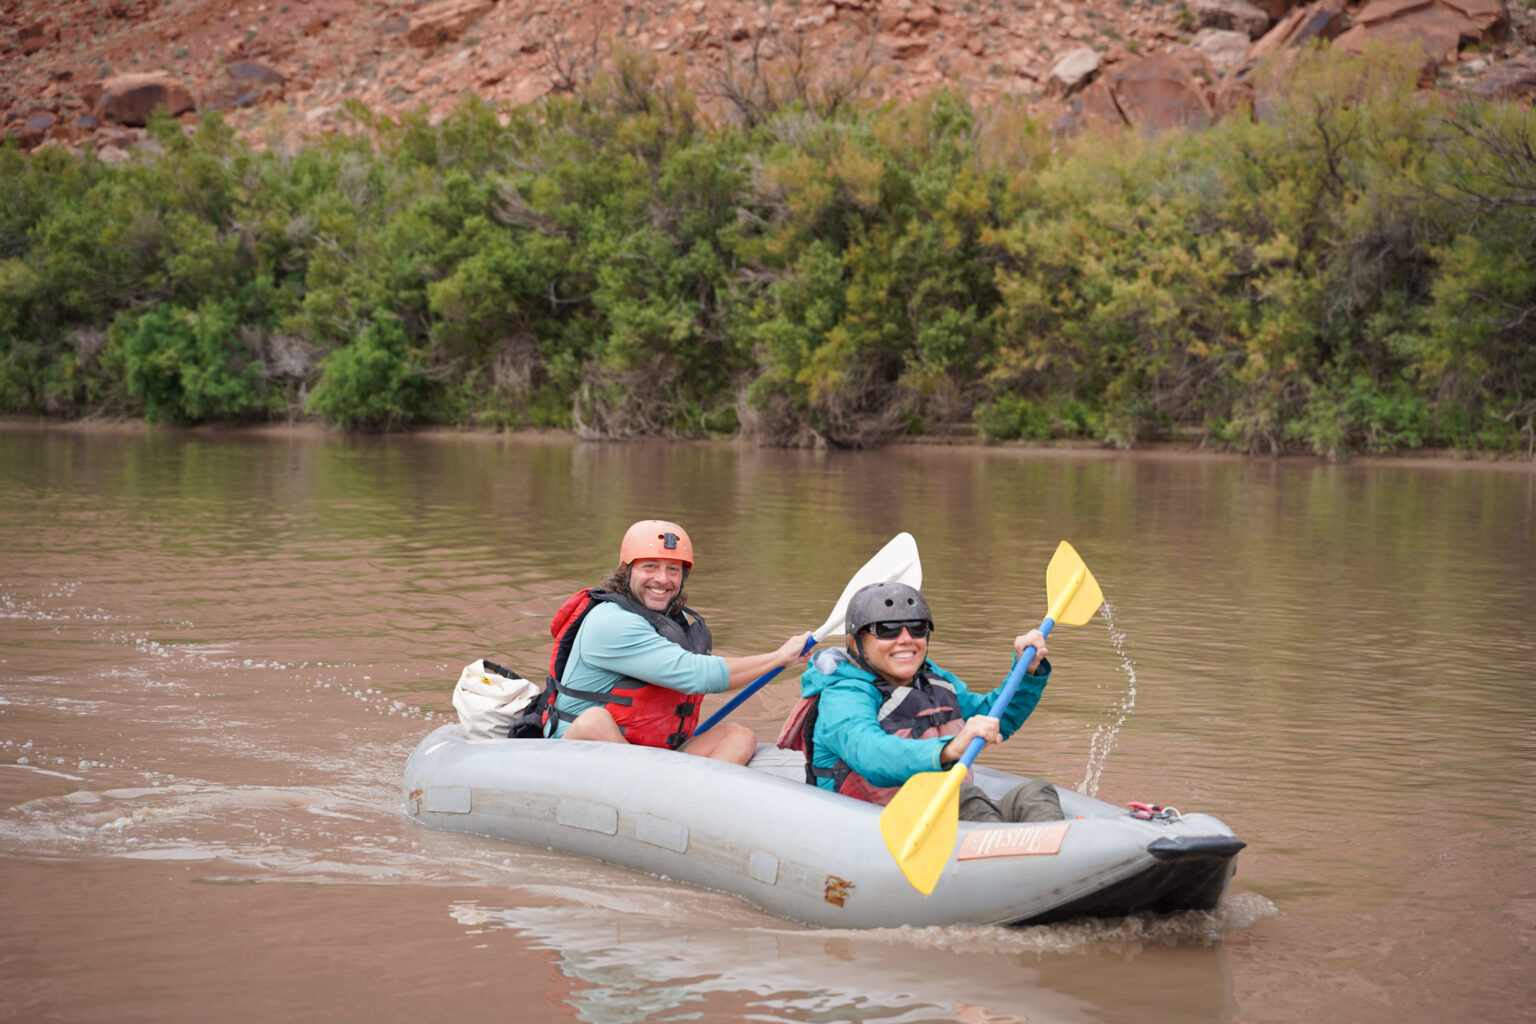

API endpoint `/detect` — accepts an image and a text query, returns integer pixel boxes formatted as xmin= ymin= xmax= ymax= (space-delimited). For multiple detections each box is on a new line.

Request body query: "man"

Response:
xmin=546 ymin=519 xmax=812 ymax=765
xmin=789 ymin=581 xmax=1062 ymax=821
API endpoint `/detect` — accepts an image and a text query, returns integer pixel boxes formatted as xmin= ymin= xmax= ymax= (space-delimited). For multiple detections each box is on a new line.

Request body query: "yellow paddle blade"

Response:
xmin=1046 ymin=540 xmax=1104 ymax=626
xmin=879 ymin=768 xmax=963 ymax=895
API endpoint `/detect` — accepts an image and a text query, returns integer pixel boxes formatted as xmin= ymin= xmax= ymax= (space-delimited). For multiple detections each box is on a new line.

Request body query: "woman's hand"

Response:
xmin=1015 ymin=629 xmax=1048 ymax=674
xmin=941 ymin=714 xmax=1000 ymax=763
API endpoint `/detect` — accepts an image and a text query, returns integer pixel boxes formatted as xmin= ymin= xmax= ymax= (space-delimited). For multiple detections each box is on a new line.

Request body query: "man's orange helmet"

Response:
xmin=619 ymin=520 xmax=694 ymax=568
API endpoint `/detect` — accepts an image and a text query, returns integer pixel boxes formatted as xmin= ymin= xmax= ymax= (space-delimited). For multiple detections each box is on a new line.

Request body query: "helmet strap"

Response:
xmin=849 ymin=632 xmax=878 ymax=676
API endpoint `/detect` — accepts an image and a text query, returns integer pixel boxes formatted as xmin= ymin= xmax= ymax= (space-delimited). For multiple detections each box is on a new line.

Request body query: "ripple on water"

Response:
xmin=435 ymin=893 xmax=1277 ymax=1024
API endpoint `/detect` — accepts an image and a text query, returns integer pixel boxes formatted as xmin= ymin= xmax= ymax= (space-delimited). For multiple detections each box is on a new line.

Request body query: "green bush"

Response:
xmin=975 ymin=392 xmax=1053 ymax=441
xmin=0 ymin=42 xmax=1530 ymax=456
xmin=305 ymin=314 xmax=433 ymax=430
xmin=118 ymin=299 xmax=269 ymax=424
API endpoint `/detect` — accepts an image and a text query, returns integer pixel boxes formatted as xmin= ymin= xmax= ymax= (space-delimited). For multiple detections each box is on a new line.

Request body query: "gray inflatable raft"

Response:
xmin=403 ymin=724 xmax=1245 ymax=928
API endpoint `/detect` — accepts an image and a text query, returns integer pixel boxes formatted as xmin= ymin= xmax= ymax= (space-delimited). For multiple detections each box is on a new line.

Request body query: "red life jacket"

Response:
xmin=545 ymin=588 xmax=713 ymax=750
xmin=777 ymin=657 xmax=965 ymax=806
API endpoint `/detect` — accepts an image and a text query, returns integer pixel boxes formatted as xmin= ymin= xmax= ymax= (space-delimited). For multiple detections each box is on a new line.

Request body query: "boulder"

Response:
xmin=1439 ymin=0 xmax=1510 ymax=36
xmin=1049 ymin=46 xmax=1102 ymax=95
xmin=18 ymin=20 xmax=59 ymax=55
xmin=205 ymin=59 xmax=286 ymax=110
xmin=1249 ymin=0 xmax=1301 ymax=22
xmin=881 ymin=33 xmax=931 ymax=59
xmin=1248 ymin=0 xmax=1345 ymax=61
xmin=1197 ymin=0 xmax=1272 ymax=37
xmin=7 ymin=109 xmax=56 ymax=149
xmin=508 ymin=75 xmax=555 ymax=106
xmin=405 ymin=0 xmax=496 ymax=48
xmin=905 ymin=4 xmax=942 ymax=30
xmin=94 ymin=73 xmax=196 ymax=127
xmin=228 ymin=60 xmax=284 ymax=85
xmin=1351 ymin=0 xmax=1437 ymax=23
xmin=1192 ymin=28 xmax=1254 ymax=73
xmin=1333 ymin=0 xmax=1499 ymax=64
xmin=1105 ymin=53 xmax=1214 ymax=134
xmin=1004 ymin=49 xmax=1043 ymax=79
xmin=1212 ymin=68 xmax=1259 ymax=117
xmin=1054 ymin=76 xmax=1128 ymax=134
xmin=1470 ymin=54 xmax=1536 ymax=99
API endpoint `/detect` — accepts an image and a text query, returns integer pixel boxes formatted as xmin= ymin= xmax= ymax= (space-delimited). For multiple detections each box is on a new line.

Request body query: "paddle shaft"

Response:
xmin=896 ymin=562 xmax=1088 ymax=861
xmin=693 ymin=635 xmax=817 ymax=736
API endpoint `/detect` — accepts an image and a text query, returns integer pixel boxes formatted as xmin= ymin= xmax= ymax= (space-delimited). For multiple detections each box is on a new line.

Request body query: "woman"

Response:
xmin=790 ymin=581 xmax=1061 ymax=821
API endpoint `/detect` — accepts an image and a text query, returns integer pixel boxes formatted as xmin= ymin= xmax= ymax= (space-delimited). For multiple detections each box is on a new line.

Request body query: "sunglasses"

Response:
xmin=865 ymin=620 xmax=932 ymax=640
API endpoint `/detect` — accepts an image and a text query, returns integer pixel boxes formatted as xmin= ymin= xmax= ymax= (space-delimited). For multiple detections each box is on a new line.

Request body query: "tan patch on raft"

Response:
xmin=957 ymin=821 xmax=1072 ymax=860
xmin=823 ymin=875 xmax=856 ymax=906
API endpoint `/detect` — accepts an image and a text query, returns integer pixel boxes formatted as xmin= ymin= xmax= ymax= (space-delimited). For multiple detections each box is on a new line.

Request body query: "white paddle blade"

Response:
xmin=812 ymin=532 xmax=923 ymax=640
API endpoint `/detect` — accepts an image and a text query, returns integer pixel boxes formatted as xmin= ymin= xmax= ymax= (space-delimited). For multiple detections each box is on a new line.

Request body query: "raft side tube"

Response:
xmin=402 ymin=726 xmax=1246 ymax=928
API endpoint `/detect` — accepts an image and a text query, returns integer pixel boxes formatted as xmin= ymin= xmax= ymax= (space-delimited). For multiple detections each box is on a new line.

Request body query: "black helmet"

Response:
xmin=845 ymin=582 xmax=932 ymax=636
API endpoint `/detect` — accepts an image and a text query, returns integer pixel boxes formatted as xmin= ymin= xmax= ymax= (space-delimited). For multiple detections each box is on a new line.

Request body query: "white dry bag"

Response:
xmin=452 ymin=659 xmax=539 ymax=740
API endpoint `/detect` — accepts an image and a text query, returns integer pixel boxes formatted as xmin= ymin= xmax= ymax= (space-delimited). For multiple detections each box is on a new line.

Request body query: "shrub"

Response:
xmin=0 ymin=42 xmax=1531 ymax=456
xmin=118 ymin=299 xmax=269 ymax=424
xmin=305 ymin=314 xmax=433 ymax=430
xmin=974 ymin=392 xmax=1053 ymax=441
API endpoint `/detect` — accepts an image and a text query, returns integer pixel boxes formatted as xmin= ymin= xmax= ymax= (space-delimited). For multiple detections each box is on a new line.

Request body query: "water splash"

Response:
xmin=1079 ymin=600 xmax=1136 ymax=797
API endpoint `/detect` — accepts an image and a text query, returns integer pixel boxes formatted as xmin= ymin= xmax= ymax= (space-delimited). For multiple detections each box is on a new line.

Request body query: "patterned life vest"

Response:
xmin=777 ymin=656 xmax=966 ymax=806
xmin=545 ymin=588 xmax=713 ymax=750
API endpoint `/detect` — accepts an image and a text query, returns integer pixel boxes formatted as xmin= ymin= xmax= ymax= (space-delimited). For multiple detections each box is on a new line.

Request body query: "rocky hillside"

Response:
xmin=3 ymin=0 xmax=1536 ymax=155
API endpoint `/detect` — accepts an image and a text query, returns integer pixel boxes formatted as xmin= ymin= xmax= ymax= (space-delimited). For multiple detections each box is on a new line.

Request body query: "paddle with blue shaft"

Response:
xmin=693 ymin=532 xmax=923 ymax=736
xmin=879 ymin=540 xmax=1104 ymax=895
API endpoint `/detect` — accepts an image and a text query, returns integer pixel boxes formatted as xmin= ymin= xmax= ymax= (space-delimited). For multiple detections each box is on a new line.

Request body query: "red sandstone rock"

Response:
xmin=882 ymin=33 xmax=931 ymax=59
xmin=1055 ymin=77 xmax=1128 ymax=133
xmin=1249 ymin=0 xmax=1345 ymax=60
xmin=906 ymin=4 xmax=942 ymax=30
xmin=406 ymin=0 xmax=497 ymax=48
xmin=95 ymin=73 xmax=196 ymax=126
xmin=1106 ymin=53 xmax=1214 ymax=133
xmin=1334 ymin=0 xmax=1506 ymax=63
xmin=18 ymin=21 xmax=59 ymax=55
xmin=0 ymin=0 xmax=1528 ymax=157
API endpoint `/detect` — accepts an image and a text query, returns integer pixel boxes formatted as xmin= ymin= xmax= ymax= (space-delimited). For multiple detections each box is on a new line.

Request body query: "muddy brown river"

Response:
xmin=2 ymin=424 xmax=1532 ymax=1023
